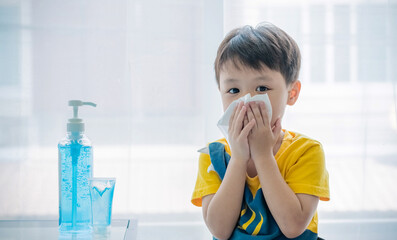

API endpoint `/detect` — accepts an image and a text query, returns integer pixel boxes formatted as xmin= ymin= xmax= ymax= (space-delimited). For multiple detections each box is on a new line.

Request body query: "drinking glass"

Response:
xmin=89 ymin=178 xmax=116 ymax=227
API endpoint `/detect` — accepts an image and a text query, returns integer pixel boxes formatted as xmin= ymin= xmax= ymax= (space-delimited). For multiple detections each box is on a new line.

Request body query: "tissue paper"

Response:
xmin=217 ymin=93 xmax=272 ymax=140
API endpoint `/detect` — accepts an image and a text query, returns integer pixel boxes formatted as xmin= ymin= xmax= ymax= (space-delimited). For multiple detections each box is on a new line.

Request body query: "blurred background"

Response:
xmin=0 ymin=0 xmax=396 ymax=239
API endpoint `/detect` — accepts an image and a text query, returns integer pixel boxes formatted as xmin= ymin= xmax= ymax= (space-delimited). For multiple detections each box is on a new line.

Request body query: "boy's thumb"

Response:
xmin=272 ymin=118 xmax=282 ymax=135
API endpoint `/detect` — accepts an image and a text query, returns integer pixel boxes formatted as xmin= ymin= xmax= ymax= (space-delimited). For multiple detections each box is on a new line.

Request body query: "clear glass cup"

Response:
xmin=89 ymin=178 xmax=116 ymax=228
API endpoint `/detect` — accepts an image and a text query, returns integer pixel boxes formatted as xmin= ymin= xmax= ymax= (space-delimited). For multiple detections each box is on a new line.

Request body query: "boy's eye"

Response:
xmin=228 ymin=88 xmax=240 ymax=94
xmin=256 ymin=86 xmax=269 ymax=92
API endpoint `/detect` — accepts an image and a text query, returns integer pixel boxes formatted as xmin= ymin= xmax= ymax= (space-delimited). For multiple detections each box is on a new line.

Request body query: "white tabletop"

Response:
xmin=0 ymin=219 xmax=137 ymax=240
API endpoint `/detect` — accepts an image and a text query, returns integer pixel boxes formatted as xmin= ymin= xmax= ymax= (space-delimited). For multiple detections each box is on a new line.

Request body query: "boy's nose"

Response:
xmin=247 ymin=91 xmax=259 ymax=97
xmin=234 ymin=91 xmax=259 ymax=103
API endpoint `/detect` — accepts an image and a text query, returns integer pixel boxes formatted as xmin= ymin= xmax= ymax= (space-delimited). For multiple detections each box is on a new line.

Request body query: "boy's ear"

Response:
xmin=287 ymin=80 xmax=301 ymax=106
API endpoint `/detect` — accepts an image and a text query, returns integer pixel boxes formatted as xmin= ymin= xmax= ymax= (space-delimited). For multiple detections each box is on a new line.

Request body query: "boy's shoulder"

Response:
xmin=284 ymin=130 xmax=321 ymax=143
xmin=283 ymin=130 xmax=323 ymax=151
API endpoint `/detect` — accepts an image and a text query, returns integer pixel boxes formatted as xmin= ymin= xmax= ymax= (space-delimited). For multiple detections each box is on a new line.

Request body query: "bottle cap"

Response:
xmin=67 ymin=100 xmax=97 ymax=133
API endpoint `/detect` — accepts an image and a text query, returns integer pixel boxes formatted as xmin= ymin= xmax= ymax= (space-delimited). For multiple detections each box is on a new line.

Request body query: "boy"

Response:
xmin=191 ymin=22 xmax=330 ymax=240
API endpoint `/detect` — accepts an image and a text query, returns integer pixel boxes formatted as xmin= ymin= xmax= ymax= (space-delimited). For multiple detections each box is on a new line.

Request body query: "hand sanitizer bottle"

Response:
xmin=58 ymin=100 xmax=96 ymax=232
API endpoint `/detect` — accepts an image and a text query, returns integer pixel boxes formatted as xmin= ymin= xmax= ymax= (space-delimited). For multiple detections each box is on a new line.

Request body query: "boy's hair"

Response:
xmin=214 ymin=22 xmax=301 ymax=86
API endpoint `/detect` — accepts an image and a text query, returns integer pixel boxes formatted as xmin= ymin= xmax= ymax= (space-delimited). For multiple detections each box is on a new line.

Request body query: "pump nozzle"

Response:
xmin=67 ymin=100 xmax=97 ymax=134
xmin=68 ymin=100 xmax=97 ymax=118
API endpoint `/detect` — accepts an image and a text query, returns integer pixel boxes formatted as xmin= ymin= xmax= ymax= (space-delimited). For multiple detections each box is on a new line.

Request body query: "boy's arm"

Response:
xmin=254 ymin=153 xmax=319 ymax=238
xmin=247 ymin=102 xmax=319 ymax=238
xmin=202 ymin=158 xmax=247 ymax=240
xmin=202 ymin=101 xmax=255 ymax=240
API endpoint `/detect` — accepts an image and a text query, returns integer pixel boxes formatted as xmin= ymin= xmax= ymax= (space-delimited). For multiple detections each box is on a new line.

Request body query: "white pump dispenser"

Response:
xmin=67 ymin=100 xmax=97 ymax=134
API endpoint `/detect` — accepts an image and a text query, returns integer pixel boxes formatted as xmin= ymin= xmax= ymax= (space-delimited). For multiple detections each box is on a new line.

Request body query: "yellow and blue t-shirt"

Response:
xmin=191 ymin=130 xmax=330 ymax=240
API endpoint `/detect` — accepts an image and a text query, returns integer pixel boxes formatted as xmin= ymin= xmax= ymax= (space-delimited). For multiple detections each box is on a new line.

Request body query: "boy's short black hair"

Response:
xmin=214 ymin=22 xmax=301 ymax=86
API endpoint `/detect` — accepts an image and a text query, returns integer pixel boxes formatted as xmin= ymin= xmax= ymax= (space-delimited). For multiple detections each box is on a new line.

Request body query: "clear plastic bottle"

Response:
xmin=58 ymin=100 xmax=96 ymax=232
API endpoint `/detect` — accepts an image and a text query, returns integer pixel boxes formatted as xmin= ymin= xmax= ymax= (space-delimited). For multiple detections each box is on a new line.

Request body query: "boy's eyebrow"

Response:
xmin=254 ymin=76 xmax=273 ymax=82
xmin=222 ymin=76 xmax=273 ymax=84
xmin=223 ymin=78 xmax=239 ymax=84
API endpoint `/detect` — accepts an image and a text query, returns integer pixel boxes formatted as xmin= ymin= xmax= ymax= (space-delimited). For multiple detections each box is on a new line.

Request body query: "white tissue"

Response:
xmin=217 ymin=93 xmax=272 ymax=140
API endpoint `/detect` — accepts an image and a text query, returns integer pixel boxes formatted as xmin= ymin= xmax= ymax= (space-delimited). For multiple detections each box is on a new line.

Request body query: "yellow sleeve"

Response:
xmin=191 ymin=152 xmax=222 ymax=207
xmin=285 ymin=143 xmax=330 ymax=201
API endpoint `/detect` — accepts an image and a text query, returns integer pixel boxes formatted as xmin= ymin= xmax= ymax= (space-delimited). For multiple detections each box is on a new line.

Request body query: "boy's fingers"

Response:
xmin=259 ymin=102 xmax=270 ymax=126
xmin=244 ymin=115 xmax=251 ymax=136
xmin=246 ymin=103 xmax=256 ymax=129
xmin=272 ymin=117 xmax=282 ymax=138
xmin=241 ymin=119 xmax=255 ymax=138
xmin=229 ymin=104 xmax=236 ymax=127
xmin=244 ymin=115 xmax=248 ymax=128
xmin=272 ymin=118 xmax=281 ymax=139
xmin=234 ymin=104 xmax=247 ymax=133
xmin=250 ymin=102 xmax=264 ymax=128
xmin=229 ymin=102 xmax=241 ymax=131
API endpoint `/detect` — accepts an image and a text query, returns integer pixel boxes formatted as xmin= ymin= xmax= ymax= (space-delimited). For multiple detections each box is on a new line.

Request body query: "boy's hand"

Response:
xmin=247 ymin=101 xmax=282 ymax=161
xmin=228 ymin=101 xmax=256 ymax=163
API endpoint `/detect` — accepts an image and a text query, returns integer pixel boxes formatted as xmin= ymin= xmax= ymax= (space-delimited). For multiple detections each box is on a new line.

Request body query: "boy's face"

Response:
xmin=219 ymin=60 xmax=301 ymax=127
